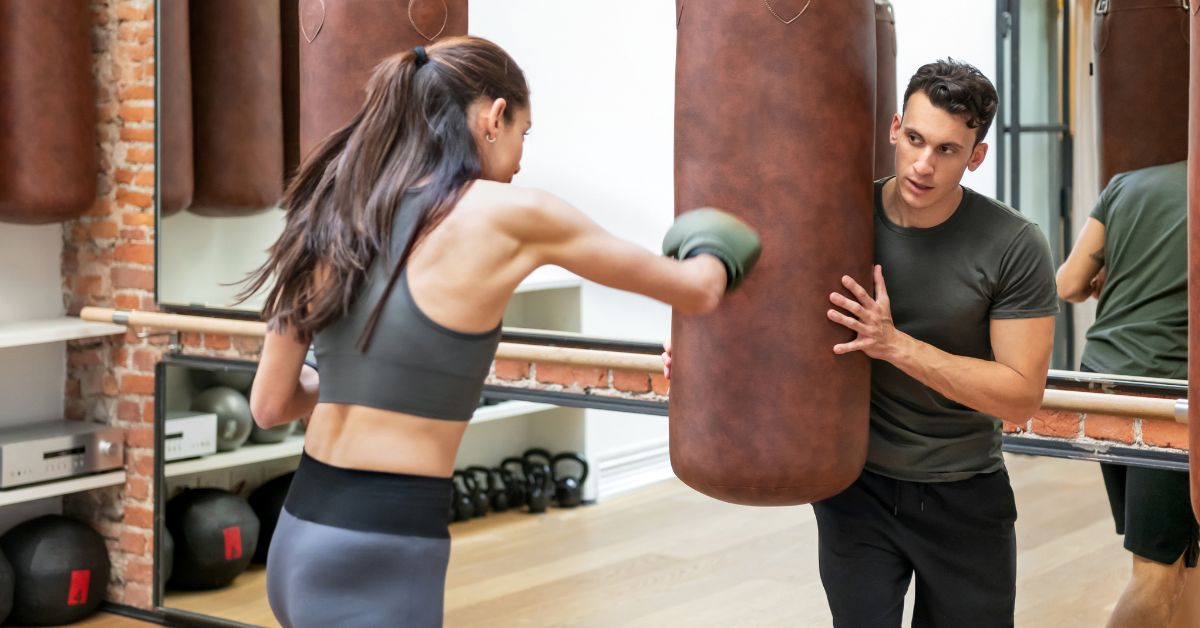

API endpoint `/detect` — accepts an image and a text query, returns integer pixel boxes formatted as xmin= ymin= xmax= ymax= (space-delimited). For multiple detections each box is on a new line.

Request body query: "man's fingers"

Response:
xmin=827 ymin=309 xmax=867 ymax=334
xmin=833 ymin=339 xmax=871 ymax=354
xmin=829 ymin=292 xmax=865 ymax=316
xmin=841 ymin=275 xmax=877 ymax=308
xmin=873 ymin=265 xmax=889 ymax=302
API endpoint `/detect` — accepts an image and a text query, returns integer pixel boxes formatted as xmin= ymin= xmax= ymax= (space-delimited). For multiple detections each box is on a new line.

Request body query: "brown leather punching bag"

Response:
xmin=297 ymin=0 xmax=469 ymax=160
xmin=874 ymin=0 xmax=897 ymax=179
xmin=673 ymin=0 xmax=874 ymax=506
xmin=1093 ymin=0 xmax=1190 ymax=189
xmin=159 ymin=0 xmax=193 ymax=217
xmin=188 ymin=0 xmax=284 ymax=216
xmin=1187 ymin=2 xmax=1199 ymax=526
xmin=0 ymin=0 xmax=97 ymax=224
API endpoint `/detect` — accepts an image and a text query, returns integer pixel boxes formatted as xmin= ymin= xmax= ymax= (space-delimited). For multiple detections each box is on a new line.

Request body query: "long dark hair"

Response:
xmin=239 ymin=36 xmax=529 ymax=346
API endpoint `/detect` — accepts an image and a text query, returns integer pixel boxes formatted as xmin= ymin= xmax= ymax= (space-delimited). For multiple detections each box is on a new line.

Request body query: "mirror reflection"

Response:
xmin=151 ymin=1 xmax=1195 ymax=627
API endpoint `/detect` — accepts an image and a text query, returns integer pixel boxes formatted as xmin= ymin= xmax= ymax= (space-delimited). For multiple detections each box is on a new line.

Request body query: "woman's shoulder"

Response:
xmin=460 ymin=181 xmax=574 ymax=231
xmin=463 ymin=180 xmax=554 ymax=212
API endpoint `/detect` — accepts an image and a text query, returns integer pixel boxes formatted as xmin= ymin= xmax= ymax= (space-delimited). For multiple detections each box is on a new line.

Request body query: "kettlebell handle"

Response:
xmin=551 ymin=452 xmax=589 ymax=484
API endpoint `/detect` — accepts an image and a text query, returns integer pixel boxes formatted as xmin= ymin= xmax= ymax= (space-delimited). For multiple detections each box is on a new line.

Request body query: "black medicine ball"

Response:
xmin=0 ymin=515 xmax=110 ymax=626
xmin=166 ymin=488 xmax=260 ymax=590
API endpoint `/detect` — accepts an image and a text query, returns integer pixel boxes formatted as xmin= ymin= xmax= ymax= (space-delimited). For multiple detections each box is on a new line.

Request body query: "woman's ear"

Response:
xmin=485 ymin=97 xmax=509 ymax=139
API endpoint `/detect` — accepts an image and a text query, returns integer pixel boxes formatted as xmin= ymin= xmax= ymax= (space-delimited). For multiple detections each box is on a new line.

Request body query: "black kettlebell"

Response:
xmin=465 ymin=466 xmax=495 ymax=516
xmin=458 ymin=470 xmax=488 ymax=518
xmin=500 ymin=457 xmax=527 ymax=508
xmin=479 ymin=467 xmax=509 ymax=513
xmin=524 ymin=462 xmax=552 ymax=514
xmin=551 ymin=452 xmax=590 ymax=508
xmin=522 ymin=447 xmax=556 ymax=496
xmin=450 ymin=472 xmax=475 ymax=522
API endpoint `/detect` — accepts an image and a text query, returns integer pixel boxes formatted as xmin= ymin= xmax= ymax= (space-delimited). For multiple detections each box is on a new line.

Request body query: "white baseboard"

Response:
xmin=594 ymin=438 xmax=674 ymax=501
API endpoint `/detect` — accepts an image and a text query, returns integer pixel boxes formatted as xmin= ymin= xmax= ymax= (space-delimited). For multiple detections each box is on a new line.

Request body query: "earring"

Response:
xmin=485 ymin=133 xmax=496 ymax=143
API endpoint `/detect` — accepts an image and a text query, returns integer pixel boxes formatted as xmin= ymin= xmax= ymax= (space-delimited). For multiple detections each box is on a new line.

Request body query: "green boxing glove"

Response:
xmin=662 ymin=207 xmax=762 ymax=291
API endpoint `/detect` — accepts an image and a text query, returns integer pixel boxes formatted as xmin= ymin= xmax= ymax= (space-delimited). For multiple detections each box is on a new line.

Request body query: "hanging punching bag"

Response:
xmin=1093 ymin=0 xmax=1190 ymax=189
xmin=297 ymin=0 xmax=469 ymax=160
xmin=673 ymin=0 xmax=875 ymax=506
xmin=874 ymin=0 xmax=897 ymax=179
xmin=159 ymin=0 xmax=193 ymax=217
xmin=188 ymin=0 xmax=284 ymax=216
xmin=1187 ymin=1 xmax=1199 ymax=526
xmin=0 ymin=0 xmax=97 ymax=224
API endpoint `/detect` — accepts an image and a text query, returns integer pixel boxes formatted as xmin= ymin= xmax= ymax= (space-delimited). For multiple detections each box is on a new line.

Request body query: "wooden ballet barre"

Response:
xmin=1041 ymin=388 xmax=1186 ymax=423
xmin=78 ymin=307 xmax=1188 ymax=422
xmin=79 ymin=306 xmax=664 ymax=373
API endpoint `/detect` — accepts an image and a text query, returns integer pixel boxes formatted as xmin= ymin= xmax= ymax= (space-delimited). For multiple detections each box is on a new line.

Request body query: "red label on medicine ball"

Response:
xmin=223 ymin=526 xmax=243 ymax=560
xmin=67 ymin=569 xmax=90 ymax=606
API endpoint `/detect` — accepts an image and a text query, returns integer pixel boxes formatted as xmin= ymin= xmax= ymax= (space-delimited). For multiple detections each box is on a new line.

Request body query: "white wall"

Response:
xmin=158 ymin=208 xmax=285 ymax=311
xmin=892 ymin=0 xmax=998 ymax=197
xmin=471 ymin=2 xmax=679 ymax=482
xmin=0 ymin=225 xmax=68 ymax=426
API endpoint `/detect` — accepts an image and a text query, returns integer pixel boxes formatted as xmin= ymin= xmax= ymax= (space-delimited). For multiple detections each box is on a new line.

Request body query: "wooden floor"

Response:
xmin=158 ymin=453 xmax=1199 ymax=627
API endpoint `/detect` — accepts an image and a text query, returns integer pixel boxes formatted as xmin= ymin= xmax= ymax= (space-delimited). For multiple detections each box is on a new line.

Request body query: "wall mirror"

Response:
xmin=151 ymin=1 xmax=1191 ymax=625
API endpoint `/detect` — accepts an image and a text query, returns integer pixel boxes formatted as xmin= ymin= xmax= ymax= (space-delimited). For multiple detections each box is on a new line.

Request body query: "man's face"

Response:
xmin=890 ymin=91 xmax=988 ymax=210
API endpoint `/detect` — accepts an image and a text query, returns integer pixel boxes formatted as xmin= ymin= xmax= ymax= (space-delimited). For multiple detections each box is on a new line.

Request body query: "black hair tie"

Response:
xmin=412 ymin=46 xmax=429 ymax=67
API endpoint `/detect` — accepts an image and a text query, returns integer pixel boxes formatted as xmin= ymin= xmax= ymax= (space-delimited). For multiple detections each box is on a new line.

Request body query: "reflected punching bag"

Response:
xmin=874 ymin=0 xmax=897 ymax=179
xmin=297 ymin=0 xmax=469 ymax=160
xmin=1093 ymin=0 xmax=1190 ymax=188
xmin=189 ymin=0 xmax=284 ymax=216
xmin=673 ymin=0 xmax=874 ymax=506
xmin=0 ymin=0 xmax=97 ymax=224
xmin=1188 ymin=2 xmax=1199 ymax=526
xmin=159 ymin=0 xmax=193 ymax=217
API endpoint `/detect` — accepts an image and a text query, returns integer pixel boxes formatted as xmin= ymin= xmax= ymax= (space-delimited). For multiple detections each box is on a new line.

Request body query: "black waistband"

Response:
xmin=284 ymin=451 xmax=452 ymax=539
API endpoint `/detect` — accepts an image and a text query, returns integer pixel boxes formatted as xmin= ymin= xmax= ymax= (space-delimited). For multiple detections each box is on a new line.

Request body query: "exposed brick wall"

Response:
xmin=488 ymin=359 xmax=670 ymax=401
xmin=60 ymin=0 xmax=158 ymax=609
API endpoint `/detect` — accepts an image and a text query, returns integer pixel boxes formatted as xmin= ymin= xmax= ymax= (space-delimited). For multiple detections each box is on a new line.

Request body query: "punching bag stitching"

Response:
xmin=300 ymin=0 xmax=326 ymax=43
xmin=764 ymin=0 xmax=813 ymax=25
xmin=677 ymin=0 xmax=685 ymax=28
xmin=408 ymin=0 xmax=449 ymax=41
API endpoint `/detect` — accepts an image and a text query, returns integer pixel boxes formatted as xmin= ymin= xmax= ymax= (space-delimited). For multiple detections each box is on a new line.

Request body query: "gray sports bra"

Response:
xmin=312 ymin=189 xmax=502 ymax=420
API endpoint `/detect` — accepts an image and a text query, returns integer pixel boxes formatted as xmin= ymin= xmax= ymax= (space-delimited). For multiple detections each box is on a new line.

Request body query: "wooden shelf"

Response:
xmin=165 ymin=435 xmax=304 ymax=478
xmin=0 ymin=470 xmax=126 ymax=507
xmin=164 ymin=401 xmax=558 ymax=477
xmin=0 ymin=316 xmax=126 ymax=350
xmin=516 ymin=266 xmax=581 ymax=293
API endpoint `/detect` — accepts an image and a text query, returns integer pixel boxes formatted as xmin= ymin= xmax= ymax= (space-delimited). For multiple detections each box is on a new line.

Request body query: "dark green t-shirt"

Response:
xmin=869 ymin=179 xmax=1059 ymax=482
xmin=1080 ymin=161 xmax=1187 ymax=380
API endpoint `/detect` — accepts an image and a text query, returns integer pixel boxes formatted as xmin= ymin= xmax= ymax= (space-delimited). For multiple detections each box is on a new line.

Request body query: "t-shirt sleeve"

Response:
xmin=1089 ymin=171 xmax=1124 ymax=226
xmin=989 ymin=223 xmax=1060 ymax=319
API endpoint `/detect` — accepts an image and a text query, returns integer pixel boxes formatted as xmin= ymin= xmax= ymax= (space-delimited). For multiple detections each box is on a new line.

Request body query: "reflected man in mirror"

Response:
xmin=1057 ymin=160 xmax=1197 ymax=628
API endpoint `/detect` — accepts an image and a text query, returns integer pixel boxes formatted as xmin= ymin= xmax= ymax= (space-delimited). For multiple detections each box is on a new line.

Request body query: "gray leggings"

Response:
xmin=267 ymin=509 xmax=451 ymax=628
xmin=266 ymin=453 xmax=453 ymax=628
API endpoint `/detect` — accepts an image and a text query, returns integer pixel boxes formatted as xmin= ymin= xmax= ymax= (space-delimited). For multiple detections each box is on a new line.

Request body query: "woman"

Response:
xmin=243 ymin=36 xmax=759 ymax=627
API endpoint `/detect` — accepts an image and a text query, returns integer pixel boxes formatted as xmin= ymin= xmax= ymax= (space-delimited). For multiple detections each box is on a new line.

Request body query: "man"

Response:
xmin=664 ymin=59 xmax=1058 ymax=627
xmin=1056 ymin=160 xmax=1196 ymax=628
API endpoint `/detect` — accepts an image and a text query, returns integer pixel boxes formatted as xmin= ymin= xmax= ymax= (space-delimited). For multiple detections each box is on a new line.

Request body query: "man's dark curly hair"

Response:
xmin=903 ymin=58 xmax=998 ymax=146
